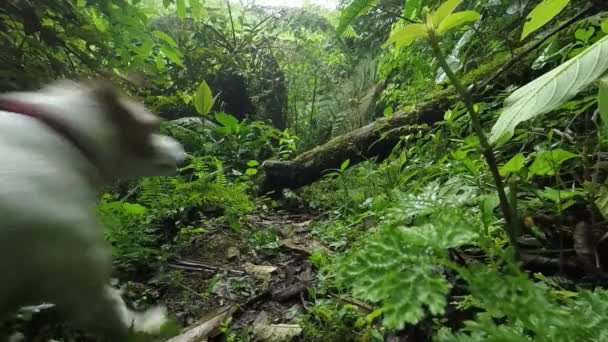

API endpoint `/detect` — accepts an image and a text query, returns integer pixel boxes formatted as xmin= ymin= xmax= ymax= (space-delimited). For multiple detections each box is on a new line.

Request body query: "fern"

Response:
xmin=439 ymin=266 xmax=608 ymax=341
xmin=338 ymin=182 xmax=481 ymax=329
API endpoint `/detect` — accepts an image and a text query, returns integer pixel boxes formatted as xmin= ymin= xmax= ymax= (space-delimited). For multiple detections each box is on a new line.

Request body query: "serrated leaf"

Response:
xmin=499 ymin=153 xmax=526 ymax=176
xmin=528 ymin=148 xmax=577 ymax=177
xmin=490 ymin=35 xmax=608 ymax=144
xmin=337 ymin=0 xmax=378 ymax=35
xmin=176 ymin=0 xmax=186 ymax=21
xmin=432 ymin=0 xmax=463 ymax=27
xmin=189 ymin=0 xmax=202 ymax=21
xmin=194 ymin=80 xmax=214 ymax=115
xmin=160 ymin=45 xmax=184 ymax=67
xmin=404 ymin=0 xmax=421 ymax=20
xmin=153 ymin=31 xmax=177 ymax=48
xmin=521 ymin=0 xmax=570 ymax=40
xmin=384 ymin=23 xmax=427 ymax=49
xmin=599 ymin=75 xmax=608 ymax=126
xmin=436 ymin=11 xmax=480 ymax=35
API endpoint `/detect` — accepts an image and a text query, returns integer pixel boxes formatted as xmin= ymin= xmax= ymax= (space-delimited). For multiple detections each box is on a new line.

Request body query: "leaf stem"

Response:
xmin=427 ymin=32 xmax=519 ymax=253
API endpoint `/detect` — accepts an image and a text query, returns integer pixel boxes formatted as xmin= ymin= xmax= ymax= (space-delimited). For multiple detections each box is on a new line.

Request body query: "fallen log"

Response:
xmin=261 ymin=100 xmax=448 ymax=192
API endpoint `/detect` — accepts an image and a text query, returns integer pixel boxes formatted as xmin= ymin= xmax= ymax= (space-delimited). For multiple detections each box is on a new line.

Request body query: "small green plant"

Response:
xmin=249 ymin=229 xmax=280 ymax=254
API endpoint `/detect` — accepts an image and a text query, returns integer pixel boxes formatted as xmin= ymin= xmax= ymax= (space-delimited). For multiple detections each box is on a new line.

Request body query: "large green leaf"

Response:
xmin=337 ymin=0 xmax=377 ymax=35
xmin=490 ymin=35 xmax=608 ymax=144
xmin=521 ymin=0 xmax=571 ymax=40
xmin=215 ymin=112 xmax=239 ymax=130
xmin=176 ymin=0 xmax=186 ymax=21
xmin=499 ymin=153 xmax=526 ymax=176
xmin=432 ymin=0 xmax=463 ymax=27
xmin=404 ymin=0 xmax=421 ymax=20
xmin=153 ymin=31 xmax=177 ymax=48
xmin=528 ymin=148 xmax=577 ymax=177
xmin=599 ymin=75 xmax=608 ymax=126
xmin=436 ymin=11 xmax=480 ymax=35
xmin=384 ymin=23 xmax=427 ymax=49
xmin=160 ymin=45 xmax=184 ymax=67
xmin=194 ymin=80 xmax=215 ymax=115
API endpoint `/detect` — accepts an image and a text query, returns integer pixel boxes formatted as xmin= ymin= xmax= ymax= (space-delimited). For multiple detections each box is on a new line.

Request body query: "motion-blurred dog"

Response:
xmin=0 ymin=80 xmax=185 ymax=339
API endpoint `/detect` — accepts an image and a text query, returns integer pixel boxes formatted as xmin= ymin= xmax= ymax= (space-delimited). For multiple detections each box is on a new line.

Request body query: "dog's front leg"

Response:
xmin=45 ymin=244 xmax=130 ymax=340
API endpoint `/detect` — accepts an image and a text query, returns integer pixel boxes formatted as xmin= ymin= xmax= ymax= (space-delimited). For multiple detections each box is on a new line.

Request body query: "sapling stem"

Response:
xmin=427 ymin=32 xmax=519 ymax=252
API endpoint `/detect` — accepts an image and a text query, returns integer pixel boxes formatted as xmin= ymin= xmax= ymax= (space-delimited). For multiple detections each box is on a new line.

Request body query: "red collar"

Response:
xmin=0 ymin=99 xmax=98 ymax=168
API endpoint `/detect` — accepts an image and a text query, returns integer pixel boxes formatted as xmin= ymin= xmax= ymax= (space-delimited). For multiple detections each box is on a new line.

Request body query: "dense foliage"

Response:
xmin=2 ymin=0 xmax=608 ymax=341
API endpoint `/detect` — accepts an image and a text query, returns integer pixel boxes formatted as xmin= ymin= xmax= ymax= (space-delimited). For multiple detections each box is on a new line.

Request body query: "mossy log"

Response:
xmin=261 ymin=100 xmax=448 ymax=192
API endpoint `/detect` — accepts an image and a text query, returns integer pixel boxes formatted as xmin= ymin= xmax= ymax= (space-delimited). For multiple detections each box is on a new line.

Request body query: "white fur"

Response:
xmin=0 ymin=81 xmax=184 ymax=339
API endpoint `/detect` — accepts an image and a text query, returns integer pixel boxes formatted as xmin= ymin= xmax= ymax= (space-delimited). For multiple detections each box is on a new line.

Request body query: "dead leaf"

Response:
xmin=226 ymin=247 xmax=240 ymax=260
xmin=252 ymin=312 xmax=302 ymax=342
xmin=243 ymin=262 xmax=278 ymax=278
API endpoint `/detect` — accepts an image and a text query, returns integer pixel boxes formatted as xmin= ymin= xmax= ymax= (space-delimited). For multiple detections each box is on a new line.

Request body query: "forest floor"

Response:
xmin=155 ymin=208 xmax=325 ymax=341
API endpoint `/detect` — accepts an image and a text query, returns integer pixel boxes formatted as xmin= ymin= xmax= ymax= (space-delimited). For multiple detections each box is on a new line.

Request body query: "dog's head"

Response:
xmin=4 ymin=80 xmax=187 ymax=181
xmin=86 ymin=81 xmax=187 ymax=179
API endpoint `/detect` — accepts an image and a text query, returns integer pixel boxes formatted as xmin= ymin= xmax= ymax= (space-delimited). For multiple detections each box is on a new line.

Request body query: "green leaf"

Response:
xmin=521 ymin=0 xmax=571 ymax=40
xmin=599 ymin=75 xmax=608 ymax=127
xmin=499 ymin=153 xmax=526 ymax=176
xmin=340 ymin=159 xmax=350 ymax=171
xmin=432 ymin=0 xmax=463 ymax=27
xmin=383 ymin=106 xmax=394 ymax=117
xmin=91 ymin=11 xmax=109 ymax=32
xmin=155 ymin=54 xmax=166 ymax=71
xmin=404 ymin=0 xmax=421 ymax=20
xmin=189 ymin=0 xmax=202 ymax=21
xmin=160 ymin=45 xmax=184 ymax=67
xmin=176 ymin=0 xmax=186 ymax=21
xmin=163 ymin=0 xmax=172 ymax=7
xmin=436 ymin=11 xmax=480 ymax=35
xmin=602 ymin=18 xmax=608 ymax=34
xmin=194 ymin=80 xmax=214 ymax=115
xmin=384 ymin=23 xmax=427 ymax=49
xmin=528 ymin=148 xmax=577 ymax=177
xmin=337 ymin=0 xmax=378 ymax=35
xmin=539 ymin=187 xmax=584 ymax=203
xmin=215 ymin=112 xmax=239 ymax=129
xmin=133 ymin=37 xmax=154 ymax=57
xmin=575 ymin=27 xmax=595 ymax=43
xmin=490 ymin=35 xmax=608 ymax=144
xmin=153 ymin=31 xmax=177 ymax=48
xmin=596 ymin=187 xmax=608 ymax=219
xmin=247 ymin=160 xmax=259 ymax=167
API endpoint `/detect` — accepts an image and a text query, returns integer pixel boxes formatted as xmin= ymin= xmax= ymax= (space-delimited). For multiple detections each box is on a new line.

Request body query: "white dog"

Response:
xmin=0 ymin=80 xmax=185 ymax=339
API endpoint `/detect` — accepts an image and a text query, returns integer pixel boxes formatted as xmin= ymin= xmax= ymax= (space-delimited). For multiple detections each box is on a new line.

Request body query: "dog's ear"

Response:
xmin=89 ymin=81 xmax=159 ymax=131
